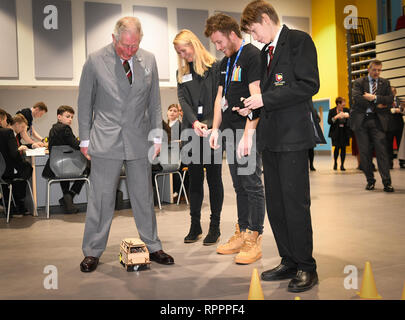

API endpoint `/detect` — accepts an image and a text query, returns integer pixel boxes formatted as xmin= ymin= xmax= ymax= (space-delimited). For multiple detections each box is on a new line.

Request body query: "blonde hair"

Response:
xmin=173 ymin=29 xmax=216 ymax=83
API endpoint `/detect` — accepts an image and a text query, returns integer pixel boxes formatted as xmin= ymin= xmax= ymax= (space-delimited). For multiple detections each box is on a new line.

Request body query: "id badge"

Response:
xmin=182 ymin=73 xmax=192 ymax=83
xmin=221 ymin=96 xmax=229 ymax=112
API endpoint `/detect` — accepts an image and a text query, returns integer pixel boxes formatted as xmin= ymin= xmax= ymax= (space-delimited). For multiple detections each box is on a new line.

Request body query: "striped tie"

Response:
xmin=267 ymin=45 xmax=274 ymax=75
xmin=123 ymin=60 xmax=132 ymax=85
xmin=371 ymin=79 xmax=377 ymax=95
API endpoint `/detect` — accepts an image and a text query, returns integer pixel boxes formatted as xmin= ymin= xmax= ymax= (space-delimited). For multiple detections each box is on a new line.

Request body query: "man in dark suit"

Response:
xmin=240 ymin=0 xmax=319 ymax=292
xmin=351 ymin=60 xmax=394 ymax=192
xmin=0 ymin=108 xmax=33 ymax=216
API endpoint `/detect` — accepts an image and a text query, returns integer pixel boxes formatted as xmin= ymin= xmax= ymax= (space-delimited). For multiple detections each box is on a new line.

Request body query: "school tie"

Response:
xmin=267 ymin=45 xmax=274 ymax=75
xmin=123 ymin=60 xmax=132 ymax=85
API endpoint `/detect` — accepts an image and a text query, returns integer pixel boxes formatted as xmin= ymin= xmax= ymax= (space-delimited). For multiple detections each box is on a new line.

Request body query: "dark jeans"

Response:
xmin=355 ymin=117 xmax=391 ymax=185
xmin=262 ymin=149 xmax=316 ymax=272
xmin=188 ymin=137 xmax=224 ymax=225
xmin=225 ymin=136 xmax=265 ymax=235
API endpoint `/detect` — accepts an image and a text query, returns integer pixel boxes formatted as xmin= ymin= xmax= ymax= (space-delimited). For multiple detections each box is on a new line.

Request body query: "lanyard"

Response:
xmin=224 ymin=40 xmax=245 ymax=96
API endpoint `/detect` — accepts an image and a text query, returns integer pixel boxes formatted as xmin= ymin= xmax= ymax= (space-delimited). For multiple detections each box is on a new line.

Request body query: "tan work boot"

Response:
xmin=234 ymin=229 xmax=262 ymax=264
xmin=216 ymin=224 xmax=245 ymax=254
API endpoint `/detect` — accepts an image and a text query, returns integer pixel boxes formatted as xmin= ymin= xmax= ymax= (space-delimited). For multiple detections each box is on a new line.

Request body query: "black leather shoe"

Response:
xmin=340 ymin=166 xmax=346 ymax=171
xmin=149 ymin=250 xmax=174 ymax=265
xmin=365 ymin=181 xmax=375 ymax=190
xmin=80 ymin=256 xmax=99 ymax=272
xmin=333 ymin=163 xmax=337 ymax=170
xmin=383 ymin=185 xmax=394 ymax=192
xmin=288 ymin=270 xmax=318 ymax=292
xmin=261 ymin=264 xmax=298 ymax=281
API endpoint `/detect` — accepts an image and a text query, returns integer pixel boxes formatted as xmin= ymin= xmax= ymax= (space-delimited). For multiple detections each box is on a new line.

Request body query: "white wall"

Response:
xmin=0 ymin=0 xmax=311 ymax=137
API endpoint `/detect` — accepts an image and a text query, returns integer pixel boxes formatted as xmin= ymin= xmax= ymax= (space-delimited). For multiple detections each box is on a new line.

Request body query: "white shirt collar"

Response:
xmin=169 ymin=119 xmax=178 ymax=127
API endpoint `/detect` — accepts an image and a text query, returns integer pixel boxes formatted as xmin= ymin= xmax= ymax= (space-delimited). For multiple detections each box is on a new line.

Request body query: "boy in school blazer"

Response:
xmin=241 ymin=0 xmax=320 ymax=292
xmin=42 ymin=105 xmax=90 ymax=213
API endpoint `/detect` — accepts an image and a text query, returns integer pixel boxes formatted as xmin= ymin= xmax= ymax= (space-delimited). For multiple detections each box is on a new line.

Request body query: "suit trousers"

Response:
xmin=354 ymin=117 xmax=391 ymax=185
xmin=82 ymin=156 xmax=162 ymax=258
xmin=262 ymin=149 xmax=316 ymax=272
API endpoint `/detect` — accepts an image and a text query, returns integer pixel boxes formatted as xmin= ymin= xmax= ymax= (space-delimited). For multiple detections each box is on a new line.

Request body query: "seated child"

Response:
xmin=42 ymin=105 xmax=90 ymax=213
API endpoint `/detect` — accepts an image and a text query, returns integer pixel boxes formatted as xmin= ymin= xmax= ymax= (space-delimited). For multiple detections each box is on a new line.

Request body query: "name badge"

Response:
xmin=221 ymin=96 xmax=228 ymax=112
xmin=198 ymin=106 xmax=203 ymax=114
xmin=182 ymin=74 xmax=192 ymax=83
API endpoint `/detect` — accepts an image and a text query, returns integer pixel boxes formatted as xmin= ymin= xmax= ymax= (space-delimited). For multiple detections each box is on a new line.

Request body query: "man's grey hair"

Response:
xmin=113 ymin=16 xmax=143 ymax=41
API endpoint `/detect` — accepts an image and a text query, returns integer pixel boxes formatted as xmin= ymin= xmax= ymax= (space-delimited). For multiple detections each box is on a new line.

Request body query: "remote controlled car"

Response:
xmin=119 ymin=238 xmax=150 ymax=272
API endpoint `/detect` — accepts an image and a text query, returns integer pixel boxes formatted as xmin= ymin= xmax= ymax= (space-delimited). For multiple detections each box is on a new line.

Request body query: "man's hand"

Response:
xmin=193 ymin=121 xmax=209 ymax=137
xmin=80 ymin=147 xmax=91 ymax=160
xmin=209 ymin=129 xmax=220 ymax=150
xmin=244 ymin=94 xmax=264 ymax=110
xmin=152 ymin=143 xmax=161 ymax=160
xmin=18 ymin=145 xmax=28 ymax=152
xmin=391 ymin=107 xmax=401 ymax=114
xmin=377 ymin=104 xmax=387 ymax=109
xmin=363 ymin=93 xmax=376 ymax=102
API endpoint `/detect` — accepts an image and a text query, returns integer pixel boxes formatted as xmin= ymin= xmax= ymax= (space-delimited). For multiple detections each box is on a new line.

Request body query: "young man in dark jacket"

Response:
xmin=240 ymin=0 xmax=320 ymax=292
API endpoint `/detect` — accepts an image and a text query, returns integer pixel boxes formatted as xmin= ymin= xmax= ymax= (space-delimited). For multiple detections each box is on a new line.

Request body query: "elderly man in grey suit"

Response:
xmin=78 ymin=16 xmax=174 ymax=272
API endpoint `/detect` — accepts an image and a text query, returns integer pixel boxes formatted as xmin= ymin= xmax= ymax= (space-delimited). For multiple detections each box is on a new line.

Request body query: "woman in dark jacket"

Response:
xmin=173 ymin=29 xmax=224 ymax=245
xmin=328 ymin=97 xmax=351 ymax=170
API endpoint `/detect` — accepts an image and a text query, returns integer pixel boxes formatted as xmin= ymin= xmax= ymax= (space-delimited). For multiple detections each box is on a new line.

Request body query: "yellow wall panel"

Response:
xmin=312 ymin=0 xmax=339 ymax=102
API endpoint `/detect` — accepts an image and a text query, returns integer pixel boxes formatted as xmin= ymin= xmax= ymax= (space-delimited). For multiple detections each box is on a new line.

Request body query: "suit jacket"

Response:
xmin=0 ymin=127 xmax=32 ymax=180
xmin=78 ymin=43 xmax=162 ymax=160
xmin=177 ymin=61 xmax=220 ymax=130
xmin=327 ymin=107 xmax=352 ymax=142
xmin=258 ymin=25 xmax=320 ymax=152
xmin=350 ymin=76 xmax=393 ymax=132
xmin=42 ymin=122 xmax=81 ymax=178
